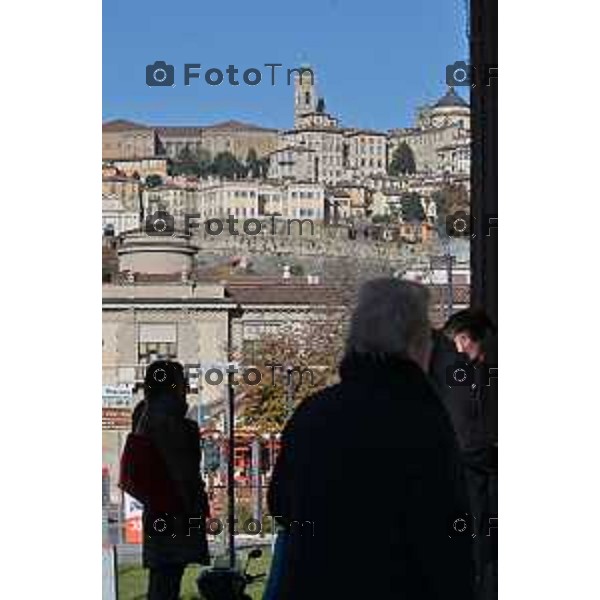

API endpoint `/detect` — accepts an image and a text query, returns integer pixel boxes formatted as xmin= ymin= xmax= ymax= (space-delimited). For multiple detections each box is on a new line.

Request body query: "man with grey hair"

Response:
xmin=345 ymin=277 xmax=432 ymax=368
xmin=268 ymin=278 xmax=474 ymax=600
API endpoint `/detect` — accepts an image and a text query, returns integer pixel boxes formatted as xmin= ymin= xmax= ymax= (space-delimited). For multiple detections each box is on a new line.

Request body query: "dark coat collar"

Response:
xmin=339 ymin=352 xmax=425 ymax=384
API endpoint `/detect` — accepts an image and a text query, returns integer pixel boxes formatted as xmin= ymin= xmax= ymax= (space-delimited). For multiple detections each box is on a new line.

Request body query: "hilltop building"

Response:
xmin=389 ymin=87 xmax=471 ymax=175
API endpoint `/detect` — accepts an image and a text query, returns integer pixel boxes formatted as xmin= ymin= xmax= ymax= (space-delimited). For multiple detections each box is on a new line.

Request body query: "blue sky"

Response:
xmin=103 ymin=0 xmax=468 ymax=130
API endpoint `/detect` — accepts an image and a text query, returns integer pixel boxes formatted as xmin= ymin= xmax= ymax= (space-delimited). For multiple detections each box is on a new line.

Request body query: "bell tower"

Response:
xmin=294 ymin=65 xmax=317 ymax=127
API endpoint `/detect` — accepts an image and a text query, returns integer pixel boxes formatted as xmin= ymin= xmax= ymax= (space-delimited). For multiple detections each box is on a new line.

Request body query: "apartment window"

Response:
xmin=138 ymin=323 xmax=177 ymax=364
xmin=241 ymin=340 xmax=263 ymax=365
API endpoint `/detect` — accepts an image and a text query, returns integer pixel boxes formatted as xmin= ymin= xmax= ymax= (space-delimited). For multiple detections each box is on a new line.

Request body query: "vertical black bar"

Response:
xmin=470 ymin=0 xmax=498 ymax=325
xmin=447 ymin=253 xmax=454 ymax=317
xmin=113 ymin=545 xmax=119 ymax=600
xmin=471 ymin=0 xmax=499 ymax=448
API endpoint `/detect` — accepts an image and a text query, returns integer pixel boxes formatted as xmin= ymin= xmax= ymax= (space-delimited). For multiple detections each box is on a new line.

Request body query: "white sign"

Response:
xmin=102 ymin=384 xmax=133 ymax=408
xmin=124 ymin=492 xmax=144 ymax=519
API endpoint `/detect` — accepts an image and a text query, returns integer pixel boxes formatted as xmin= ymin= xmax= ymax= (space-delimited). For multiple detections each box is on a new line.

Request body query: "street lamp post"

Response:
xmin=431 ymin=236 xmax=455 ymax=320
xmin=226 ymin=304 xmax=244 ymax=569
xmin=285 ymin=365 xmax=295 ymax=419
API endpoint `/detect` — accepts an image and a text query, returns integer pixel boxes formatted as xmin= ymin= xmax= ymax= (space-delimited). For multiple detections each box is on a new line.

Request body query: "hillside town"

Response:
xmin=102 ymin=67 xmax=472 ymax=528
xmin=102 ymin=67 xmax=470 ymax=239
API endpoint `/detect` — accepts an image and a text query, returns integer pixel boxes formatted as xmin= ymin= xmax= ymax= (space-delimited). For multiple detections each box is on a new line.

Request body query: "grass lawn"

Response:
xmin=117 ymin=549 xmax=272 ymax=600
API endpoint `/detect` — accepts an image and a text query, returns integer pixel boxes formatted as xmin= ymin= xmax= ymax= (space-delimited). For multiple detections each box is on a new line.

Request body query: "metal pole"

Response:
xmin=113 ymin=545 xmax=119 ymax=600
xmin=447 ymin=250 xmax=454 ymax=318
xmin=226 ymin=304 xmax=243 ymax=569
xmin=251 ymin=437 xmax=262 ymax=527
xmin=226 ymin=367 xmax=236 ymax=569
xmin=197 ymin=371 xmax=204 ymax=473
xmin=286 ymin=366 xmax=295 ymax=419
xmin=269 ymin=435 xmax=275 ymax=472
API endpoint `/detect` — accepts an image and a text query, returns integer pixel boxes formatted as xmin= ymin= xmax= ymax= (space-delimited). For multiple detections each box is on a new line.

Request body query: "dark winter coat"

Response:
xmin=132 ymin=398 xmax=210 ymax=569
xmin=429 ymin=330 xmax=497 ymax=469
xmin=268 ymin=353 xmax=474 ymax=600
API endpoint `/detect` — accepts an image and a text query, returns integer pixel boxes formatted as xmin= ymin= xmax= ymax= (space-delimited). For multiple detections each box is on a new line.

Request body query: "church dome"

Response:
xmin=434 ymin=87 xmax=469 ymax=108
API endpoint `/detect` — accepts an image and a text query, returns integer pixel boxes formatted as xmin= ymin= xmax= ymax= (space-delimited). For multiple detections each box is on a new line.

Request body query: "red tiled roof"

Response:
xmin=202 ymin=120 xmax=278 ymax=133
xmin=226 ymin=283 xmax=341 ymax=305
xmin=103 ymin=119 xmax=151 ymax=132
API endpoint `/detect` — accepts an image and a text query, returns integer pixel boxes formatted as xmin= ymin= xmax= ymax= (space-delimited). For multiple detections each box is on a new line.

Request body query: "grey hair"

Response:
xmin=345 ymin=278 xmax=430 ymax=357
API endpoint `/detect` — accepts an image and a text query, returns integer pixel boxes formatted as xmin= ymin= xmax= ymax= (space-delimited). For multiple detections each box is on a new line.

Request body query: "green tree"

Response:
xmin=195 ymin=148 xmax=212 ymax=177
xmin=177 ymin=146 xmax=194 ymax=162
xmin=211 ymin=151 xmax=245 ymax=179
xmin=432 ymin=183 xmax=469 ymax=230
xmin=259 ymin=157 xmax=270 ymax=178
xmin=239 ymin=318 xmax=346 ymax=433
xmin=169 ymin=147 xmax=212 ymax=178
xmin=145 ymin=174 xmax=163 ymax=188
xmin=388 ymin=142 xmax=416 ymax=176
xmin=245 ymin=148 xmax=260 ymax=179
xmin=371 ymin=214 xmax=392 ymax=225
xmin=400 ymin=192 xmax=425 ymax=223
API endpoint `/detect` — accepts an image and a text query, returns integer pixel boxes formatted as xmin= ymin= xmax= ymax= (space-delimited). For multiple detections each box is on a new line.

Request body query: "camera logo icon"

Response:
xmin=146 ymin=61 xmax=175 ymax=87
xmin=446 ymin=361 xmax=475 ymax=387
xmin=447 ymin=513 xmax=476 ymax=538
xmin=446 ymin=210 xmax=472 ymax=238
xmin=146 ymin=512 xmax=177 ymax=538
xmin=446 ymin=61 xmax=473 ymax=87
xmin=145 ymin=211 xmax=175 ymax=237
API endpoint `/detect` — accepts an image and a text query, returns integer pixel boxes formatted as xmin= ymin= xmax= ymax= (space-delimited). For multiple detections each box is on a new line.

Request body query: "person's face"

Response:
xmin=453 ymin=332 xmax=481 ymax=361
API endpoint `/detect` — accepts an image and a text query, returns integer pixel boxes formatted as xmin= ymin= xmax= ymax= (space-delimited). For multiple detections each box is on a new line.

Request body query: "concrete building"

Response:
xmin=103 ymin=119 xmax=279 ymax=163
xmin=267 ymin=145 xmax=317 ymax=181
xmin=156 ymin=120 xmax=279 ymax=161
xmin=102 ymin=176 xmax=141 ymax=212
xmin=389 ymin=87 xmax=471 ymax=175
xmin=278 ymin=126 xmax=346 ymax=185
xmin=271 ymin=67 xmax=390 ymax=185
xmin=370 ymin=189 xmax=403 ymax=219
xmin=102 ymin=120 xmax=157 ymax=160
xmin=104 ymin=157 xmax=169 ymax=179
xmin=142 ymin=179 xmax=326 ymax=227
xmin=102 ymin=194 xmax=140 ymax=236
xmin=293 ymin=67 xmax=318 ymax=127
xmin=344 ymin=130 xmax=388 ymax=179
xmin=102 ymin=231 xmax=341 ymax=503
xmin=437 ymin=137 xmax=471 ymax=175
